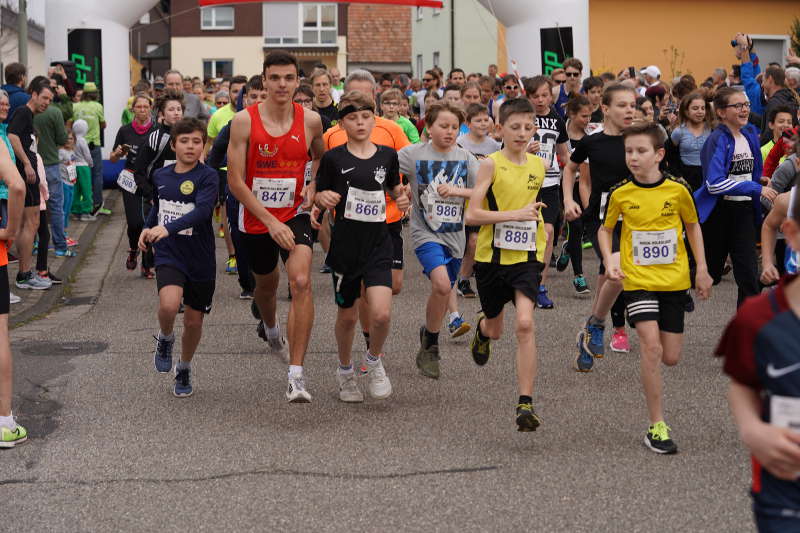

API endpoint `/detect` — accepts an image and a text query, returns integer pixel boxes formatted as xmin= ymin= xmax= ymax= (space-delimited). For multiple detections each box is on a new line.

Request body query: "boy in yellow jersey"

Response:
xmin=466 ymin=98 xmax=548 ymax=432
xmin=599 ymin=122 xmax=712 ymax=454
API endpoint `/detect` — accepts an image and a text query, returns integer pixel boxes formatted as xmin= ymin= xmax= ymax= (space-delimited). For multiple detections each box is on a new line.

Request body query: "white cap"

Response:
xmin=640 ymin=65 xmax=661 ymax=79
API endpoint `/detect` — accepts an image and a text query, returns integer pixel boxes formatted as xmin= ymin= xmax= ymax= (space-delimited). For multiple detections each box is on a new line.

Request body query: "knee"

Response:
xmin=641 ymin=341 xmax=663 ymax=362
xmin=160 ymin=301 xmax=181 ymax=317
xmin=371 ymin=309 xmax=391 ymax=330
xmin=337 ymin=311 xmax=358 ymax=330
xmin=515 ymin=317 xmax=534 ymax=339
xmin=431 ymin=279 xmax=451 ymax=298
xmin=662 ymin=349 xmax=681 ymax=367
xmin=183 ymin=314 xmax=204 ymax=331
xmin=289 ymin=272 xmax=311 ymax=294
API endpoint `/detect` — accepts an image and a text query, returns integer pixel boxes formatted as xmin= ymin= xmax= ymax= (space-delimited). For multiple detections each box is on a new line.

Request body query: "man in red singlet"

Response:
xmin=228 ymin=51 xmax=324 ymax=403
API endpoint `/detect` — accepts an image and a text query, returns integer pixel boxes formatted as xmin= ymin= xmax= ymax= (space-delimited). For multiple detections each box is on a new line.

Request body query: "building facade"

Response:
xmin=130 ymin=3 xmax=171 ymax=81
xmin=0 ymin=3 xmax=45 ymax=80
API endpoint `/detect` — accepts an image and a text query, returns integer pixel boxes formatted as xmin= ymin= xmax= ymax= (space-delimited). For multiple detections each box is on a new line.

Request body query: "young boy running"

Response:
xmin=315 ymin=91 xmax=409 ymax=402
xmin=140 ymin=118 xmax=219 ymax=397
xmin=600 ymin=122 xmax=712 ymax=453
xmin=466 ymin=97 xmax=547 ymax=432
xmin=399 ymin=102 xmax=478 ymax=380
xmin=718 ymin=184 xmax=800 ymax=530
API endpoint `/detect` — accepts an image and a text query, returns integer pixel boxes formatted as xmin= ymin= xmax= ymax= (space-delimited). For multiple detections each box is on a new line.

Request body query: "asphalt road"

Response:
xmin=2 ymin=194 xmax=753 ymax=532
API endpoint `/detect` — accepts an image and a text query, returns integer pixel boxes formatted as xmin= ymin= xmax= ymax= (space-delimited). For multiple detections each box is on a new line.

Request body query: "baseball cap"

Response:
xmin=83 ymin=82 xmax=98 ymax=93
xmin=640 ymin=65 xmax=661 ymax=79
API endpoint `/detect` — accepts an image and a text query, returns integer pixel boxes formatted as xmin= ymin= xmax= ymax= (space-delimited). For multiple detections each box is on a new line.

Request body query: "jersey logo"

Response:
xmin=258 ymin=144 xmax=279 ymax=158
xmin=290 ymin=134 xmax=300 ymax=143
xmin=374 ymin=166 xmax=386 ymax=185
xmin=663 ymin=201 xmax=673 ymax=210
xmin=341 ymin=167 xmax=355 ymax=174
xmin=179 ymin=180 xmax=194 ymax=195
xmin=767 ymin=362 xmax=800 ymax=378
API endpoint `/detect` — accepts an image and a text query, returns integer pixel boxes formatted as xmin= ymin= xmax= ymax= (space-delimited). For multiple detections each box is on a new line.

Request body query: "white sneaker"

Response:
xmin=257 ymin=321 xmax=289 ymax=363
xmin=9 ymin=292 xmax=20 ymax=304
xmin=15 ymin=272 xmax=50 ymax=290
xmin=337 ymin=371 xmax=364 ymax=403
xmin=286 ymin=374 xmax=312 ymax=403
xmin=365 ymin=358 xmax=392 ymax=399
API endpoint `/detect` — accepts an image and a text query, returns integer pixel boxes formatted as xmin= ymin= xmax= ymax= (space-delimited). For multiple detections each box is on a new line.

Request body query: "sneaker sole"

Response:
xmin=286 ymin=394 xmax=312 ymax=403
xmin=643 ymin=435 xmax=677 ymax=454
xmin=368 ymin=382 xmax=392 ymax=400
xmin=450 ymin=323 xmax=471 ymax=338
xmin=610 ymin=343 xmax=630 ymax=354
xmin=173 ymin=388 xmax=193 ymax=398
xmin=516 ymin=414 xmax=540 ymax=432
xmin=15 ymin=282 xmax=49 ymax=290
xmin=0 ymin=436 xmax=27 ymax=448
xmin=339 ymin=393 xmax=364 ymax=403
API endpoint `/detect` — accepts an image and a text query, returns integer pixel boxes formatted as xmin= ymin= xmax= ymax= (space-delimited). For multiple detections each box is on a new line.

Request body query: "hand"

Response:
xmin=301 ymin=182 xmax=316 ymax=211
xmin=315 ymin=190 xmax=340 ymax=210
xmin=138 ymin=229 xmax=150 ymax=251
xmin=788 ymin=51 xmax=800 ymax=66
xmin=694 ymin=267 xmax=713 ymax=299
xmin=395 ymin=188 xmax=410 ymax=212
xmin=266 ymin=219 xmax=295 ymax=252
xmin=436 ymin=184 xmax=454 ymax=198
xmin=55 ymin=85 xmax=67 ymax=97
xmin=527 ymin=140 xmax=541 ymax=154
xmin=761 ymin=262 xmax=781 ymax=285
xmin=761 ymin=187 xmax=778 ymax=202
xmin=514 ymin=201 xmax=546 ymax=222
xmin=23 ymin=163 xmax=35 ymax=184
xmin=145 ymin=225 xmax=169 ymax=244
xmin=606 ymin=264 xmax=625 ymax=281
xmin=564 ymin=199 xmax=582 ymax=221
xmin=309 ymin=206 xmax=322 ymax=230
xmin=741 ymin=421 xmax=800 ymax=481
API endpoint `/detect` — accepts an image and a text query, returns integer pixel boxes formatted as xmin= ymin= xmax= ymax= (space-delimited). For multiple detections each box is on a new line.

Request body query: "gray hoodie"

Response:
xmin=71 ymin=119 xmax=93 ymax=167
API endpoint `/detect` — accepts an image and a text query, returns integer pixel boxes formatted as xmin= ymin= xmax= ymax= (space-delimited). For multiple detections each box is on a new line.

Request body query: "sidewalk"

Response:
xmin=10 ymin=190 xmax=123 ymax=328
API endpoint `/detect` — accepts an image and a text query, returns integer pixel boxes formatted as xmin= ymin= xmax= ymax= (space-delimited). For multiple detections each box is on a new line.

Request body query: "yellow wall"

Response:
xmin=589 ymin=0 xmax=797 ymax=80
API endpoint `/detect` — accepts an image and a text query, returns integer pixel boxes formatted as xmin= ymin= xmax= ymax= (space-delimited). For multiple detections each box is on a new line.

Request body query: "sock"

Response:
xmin=424 ymin=328 xmax=439 ymax=348
xmin=266 ymin=324 xmax=280 ymax=339
xmin=158 ymin=331 xmax=175 ymax=341
xmin=177 ymin=360 xmax=191 ymax=370
xmin=449 ymin=311 xmax=460 ymax=322
xmin=362 ymin=331 xmax=370 ymax=350
xmin=365 ymin=351 xmax=380 ymax=365
xmin=0 ymin=413 xmax=15 ymax=430
xmin=518 ymin=395 xmax=533 ymax=406
xmin=288 ymin=365 xmax=303 ymax=378
xmin=338 ymin=364 xmax=353 ymax=374
xmin=587 ymin=315 xmax=605 ymax=327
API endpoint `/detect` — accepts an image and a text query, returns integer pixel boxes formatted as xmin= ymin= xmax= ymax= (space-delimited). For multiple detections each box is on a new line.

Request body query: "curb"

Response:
xmin=10 ymin=192 xmax=120 ymax=329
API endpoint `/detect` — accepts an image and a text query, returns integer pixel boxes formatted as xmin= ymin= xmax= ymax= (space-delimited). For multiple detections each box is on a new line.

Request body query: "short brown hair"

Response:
xmin=465 ymin=103 xmax=490 ymax=122
xmin=309 ymin=68 xmax=333 ymax=85
xmin=765 ymin=65 xmax=786 ymax=87
xmin=425 ymin=101 xmax=465 ymax=127
xmin=170 ymin=117 xmax=207 ymax=144
xmin=623 ymin=121 xmax=666 ymax=150
xmin=380 ymin=88 xmax=403 ymax=104
xmin=339 ymin=90 xmax=375 ymax=112
xmin=602 ymin=83 xmax=637 ymax=106
xmin=156 ymin=90 xmax=185 ymax=114
xmin=498 ymin=97 xmax=534 ymax=125
xmin=562 ymin=58 xmax=583 ymax=73
xmin=4 ymin=63 xmax=25 ymax=85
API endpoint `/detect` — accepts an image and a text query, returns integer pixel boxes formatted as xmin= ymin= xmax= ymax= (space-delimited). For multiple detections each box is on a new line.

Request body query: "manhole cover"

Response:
xmin=18 ymin=341 xmax=108 ymax=356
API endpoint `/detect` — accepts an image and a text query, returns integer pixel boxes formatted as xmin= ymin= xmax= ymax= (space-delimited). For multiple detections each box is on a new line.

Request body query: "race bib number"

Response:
xmin=116 ymin=169 xmax=136 ymax=193
xmin=253 ymin=177 xmax=295 ymax=209
xmin=494 ymin=221 xmax=536 ymax=251
xmin=537 ymin=140 xmax=554 ymax=167
xmin=344 ymin=187 xmax=386 ymax=222
xmin=158 ymin=199 xmax=195 ymax=236
xmin=66 ymin=165 xmax=77 ymax=184
xmin=162 ymin=160 xmax=176 ymax=168
xmin=632 ymin=229 xmax=678 ymax=265
xmin=428 ymin=194 xmax=463 ymax=224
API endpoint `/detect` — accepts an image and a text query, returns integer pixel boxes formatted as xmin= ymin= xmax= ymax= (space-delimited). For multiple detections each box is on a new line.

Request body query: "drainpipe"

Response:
xmin=18 ymin=0 xmax=28 ymax=67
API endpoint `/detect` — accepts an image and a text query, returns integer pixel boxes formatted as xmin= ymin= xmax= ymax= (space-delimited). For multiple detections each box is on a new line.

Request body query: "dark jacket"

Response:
xmin=1 ymin=84 xmax=29 ymax=123
xmin=133 ymin=123 xmax=176 ymax=202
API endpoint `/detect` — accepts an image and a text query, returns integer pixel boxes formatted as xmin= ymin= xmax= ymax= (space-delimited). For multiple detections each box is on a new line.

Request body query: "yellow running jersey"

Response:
xmin=603 ymin=174 xmax=698 ymax=291
xmin=475 ymin=151 xmax=547 ymax=265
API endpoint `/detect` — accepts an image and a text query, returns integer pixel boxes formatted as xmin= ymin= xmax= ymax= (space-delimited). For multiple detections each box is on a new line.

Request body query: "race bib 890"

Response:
xmin=632 ymin=229 xmax=678 ymax=265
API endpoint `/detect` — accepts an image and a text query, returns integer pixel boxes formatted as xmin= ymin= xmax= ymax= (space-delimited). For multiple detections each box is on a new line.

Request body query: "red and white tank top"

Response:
xmin=240 ymin=102 xmax=309 ymax=234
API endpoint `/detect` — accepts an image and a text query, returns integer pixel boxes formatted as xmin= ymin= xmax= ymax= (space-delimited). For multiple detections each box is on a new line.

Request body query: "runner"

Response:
xmin=399 ymin=101 xmax=478 ymax=379
xmin=0 ymin=137 xmax=27 ymax=447
xmin=465 ymin=97 xmax=547 ymax=432
xmin=582 ymin=76 xmax=605 ymax=129
xmin=670 ymin=91 xmax=712 ymax=192
xmin=140 ymin=118 xmax=218 ymax=397
xmin=491 ymin=75 xmax=521 ymax=123
xmin=310 ymin=69 xmax=339 ymax=129
xmin=380 ymin=88 xmax=419 ymax=143
xmin=563 ymin=84 xmax=637 ymax=369
xmin=227 ymin=51 xmax=324 ymax=403
xmin=553 ymin=57 xmax=583 ymax=119
xmin=717 ymin=183 xmax=800 ymax=531
xmin=761 ymin=188 xmax=798 ymax=285
xmin=315 ymin=90 xmax=409 ymax=402
xmin=110 ymin=93 xmax=156 ymax=273
xmin=524 ymin=76 xmax=570 ymax=309
xmin=600 ymin=122 xmax=712 ymax=453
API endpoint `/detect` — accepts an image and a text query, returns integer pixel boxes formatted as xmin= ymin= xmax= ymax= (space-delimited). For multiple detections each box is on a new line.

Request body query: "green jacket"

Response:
xmin=33 ymin=105 xmax=68 ymax=166
xmin=53 ymin=94 xmax=73 ymax=123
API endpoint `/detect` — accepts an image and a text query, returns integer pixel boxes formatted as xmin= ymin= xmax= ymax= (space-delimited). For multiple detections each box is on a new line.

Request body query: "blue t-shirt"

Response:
xmin=670 ymin=125 xmax=710 ymax=167
xmin=145 ymin=162 xmax=219 ymax=281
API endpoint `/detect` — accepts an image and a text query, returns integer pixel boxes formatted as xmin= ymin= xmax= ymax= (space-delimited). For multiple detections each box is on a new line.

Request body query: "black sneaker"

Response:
xmin=470 ymin=313 xmax=491 ymax=366
xmin=556 ymin=242 xmax=570 ymax=272
xmin=126 ymin=249 xmax=138 ymax=271
xmin=43 ymin=271 xmax=62 ymax=284
xmin=644 ymin=421 xmax=678 ymax=454
xmin=239 ymin=290 xmax=254 ymax=300
xmin=516 ymin=403 xmax=541 ymax=432
xmin=251 ymin=300 xmax=261 ymax=320
xmin=456 ymin=278 xmax=476 ymax=298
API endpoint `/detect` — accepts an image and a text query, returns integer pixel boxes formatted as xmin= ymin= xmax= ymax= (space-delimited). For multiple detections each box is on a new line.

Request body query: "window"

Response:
xmin=433 ymin=51 xmax=440 ymax=68
xmin=203 ymin=59 xmax=233 ymax=79
xmin=264 ymin=3 xmax=337 ymax=46
xmin=201 ymin=6 xmax=234 ymax=30
xmin=146 ymin=43 xmax=159 ymax=54
xmin=416 ymin=7 xmax=423 ymax=21
xmin=416 ymin=54 xmax=423 ymax=78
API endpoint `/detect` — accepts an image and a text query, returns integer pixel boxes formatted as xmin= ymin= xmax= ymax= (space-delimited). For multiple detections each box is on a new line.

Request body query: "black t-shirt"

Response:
xmin=570 ymin=131 xmax=629 ymax=222
xmin=316 ymin=144 xmax=400 ymax=273
xmin=590 ymin=107 xmax=604 ymax=124
xmin=7 ymin=105 xmax=37 ymax=181
xmin=317 ymin=102 xmax=339 ymax=129
xmin=113 ymin=123 xmax=156 ymax=170
xmin=533 ymin=107 xmax=569 ymax=187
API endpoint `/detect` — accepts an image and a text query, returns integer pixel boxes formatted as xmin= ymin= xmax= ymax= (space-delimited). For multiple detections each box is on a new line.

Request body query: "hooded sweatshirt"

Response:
xmin=71 ymin=119 xmax=93 ymax=167
xmin=1 ymin=84 xmax=29 ymax=123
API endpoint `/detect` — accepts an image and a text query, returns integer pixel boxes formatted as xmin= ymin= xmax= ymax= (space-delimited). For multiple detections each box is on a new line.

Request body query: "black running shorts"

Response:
xmin=474 ymin=261 xmax=543 ymax=319
xmin=624 ymin=289 xmax=687 ymax=333
xmin=240 ymin=214 xmax=313 ymax=275
xmin=156 ymin=265 xmax=215 ymax=314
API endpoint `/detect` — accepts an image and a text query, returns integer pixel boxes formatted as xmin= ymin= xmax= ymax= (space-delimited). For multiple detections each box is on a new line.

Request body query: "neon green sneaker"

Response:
xmin=0 ymin=424 xmax=28 ymax=448
xmin=515 ymin=403 xmax=541 ymax=432
xmin=644 ymin=421 xmax=677 ymax=454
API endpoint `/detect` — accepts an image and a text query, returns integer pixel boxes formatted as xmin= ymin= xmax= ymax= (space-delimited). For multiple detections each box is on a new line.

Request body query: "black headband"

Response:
xmin=338 ymin=104 xmax=375 ymax=119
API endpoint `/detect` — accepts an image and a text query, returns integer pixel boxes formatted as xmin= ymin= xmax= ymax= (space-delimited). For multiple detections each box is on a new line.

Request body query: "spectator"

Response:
xmin=786 ymin=67 xmax=800 ymax=91
xmin=1 ymin=63 xmax=29 ymax=123
xmin=72 ymin=82 xmax=108 ymax=216
xmin=640 ymin=65 xmax=662 ymax=89
xmin=164 ymin=70 xmax=209 ymax=121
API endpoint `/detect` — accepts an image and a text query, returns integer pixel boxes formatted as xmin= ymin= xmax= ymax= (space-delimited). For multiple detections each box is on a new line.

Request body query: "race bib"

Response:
xmin=537 ymin=140 xmax=554 ymax=167
xmin=66 ymin=165 xmax=77 ymax=184
xmin=344 ymin=187 xmax=385 ymax=222
xmin=116 ymin=169 xmax=137 ymax=194
xmin=162 ymin=160 xmax=176 ymax=168
xmin=253 ymin=177 xmax=295 ymax=209
xmin=428 ymin=194 xmax=463 ymax=225
xmin=632 ymin=229 xmax=678 ymax=265
xmin=771 ymin=395 xmax=800 ymax=432
xmin=494 ymin=221 xmax=536 ymax=251
xmin=159 ymin=199 xmax=195 ymax=236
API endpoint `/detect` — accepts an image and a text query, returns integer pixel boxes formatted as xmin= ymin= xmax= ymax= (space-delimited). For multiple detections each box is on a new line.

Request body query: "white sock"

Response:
xmin=266 ymin=324 xmax=280 ymax=339
xmin=158 ymin=331 xmax=174 ymax=341
xmin=365 ymin=351 xmax=380 ymax=365
xmin=449 ymin=311 xmax=460 ymax=322
xmin=0 ymin=413 xmax=16 ymax=430
xmin=288 ymin=365 xmax=303 ymax=378
xmin=338 ymin=364 xmax=354 ymax=375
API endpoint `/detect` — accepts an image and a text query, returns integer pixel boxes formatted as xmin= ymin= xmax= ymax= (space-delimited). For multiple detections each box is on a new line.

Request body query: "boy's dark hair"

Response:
xmin=443 ymin=84 xmax=462 ymax=95
xmin=156 ymin=90 xmax=185 ymax=114
xmin=262 ymin=50 xmax=299 ymax=76
xmin=765 ymin=65 xmax=786 ymax=86
xmin=293 ymin=84 xmax=314 ymax=101
xmin=599 ymin=71 xmax=615 ymax=83
xmin=425 ymin=101 xmax=465 ymax=127
xmin=4 ymin=62 xmax=25 ymax=85
xmin=581 ymin=76 xmax=604 ymax=93
xmin=170 ymin=117 xmax=207 ymax=144
xmin=246 ymin=75 xmax=264 ymax=92
xmin=565 ymin=94 xmax=591 ymax=116
xmin=602 ymin=83 xmax=637 ymax=106
xmin=465 ymin=103 xmax=490 ymax=123
xmin=27 ymin=76 xmax=52 ymax=95
xmin=768 ymin=104 xmax=794 ymax=125
xmin=230 ymin=75 xmax=248 ymax=87
xmin=500 ymin=74 xmax=518 ymax=86
xmin=498 ymin=97 xmax=534 ymax=125
xmin=562 ymin=57 xmax=583 ymax=73
xmin=523 ymin=75 xmax=551 ymax=97
xmin=448 ymin=68 xmax=465 ymax=79
xmin=622 ymin=121 xmax=666 ymax=150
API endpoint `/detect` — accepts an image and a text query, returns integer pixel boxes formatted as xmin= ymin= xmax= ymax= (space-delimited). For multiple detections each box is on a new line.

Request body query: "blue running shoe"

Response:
xmin=535 ymin=285 xmax=554 ymax=309
xmin=173 ymin=366 xmax=193 ymax=397
xmin=153 ymin=335 xmax=174 ymax=373
xmin=575 ymin=331 xmax=594 ymax=372
xmin=447 ymin=314 xmax=471 ymax=338
xmin=580 ymin=322 xmax=605 ymax=358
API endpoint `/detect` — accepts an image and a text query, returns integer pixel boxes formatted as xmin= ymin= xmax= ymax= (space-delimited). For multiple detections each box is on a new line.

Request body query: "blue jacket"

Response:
xmin=739 ymin=52 xmax=763 ymax=116
xmin=694 ymin=123 xmax=763 ymax=224
xmin=1 ymin=84 xmax=29 ymax=123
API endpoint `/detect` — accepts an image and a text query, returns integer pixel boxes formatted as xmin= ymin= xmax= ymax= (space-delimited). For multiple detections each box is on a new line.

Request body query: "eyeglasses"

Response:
xmin=565 ymin=72 xmax=581 ymax=78
xmin=215 ymin=100 xmax=228 ymax=106
xmin=724 ymin=102 xmax=751 ymax=110
xmin=553 ymin=79 xmax=566 ymax=84
xmin=294 ymin=98 xmax=313 ymax=105
xmin=504 ymin=85 xmax=519 ymax=91
xmin=423 ymin=78 xmax=433 ymax=82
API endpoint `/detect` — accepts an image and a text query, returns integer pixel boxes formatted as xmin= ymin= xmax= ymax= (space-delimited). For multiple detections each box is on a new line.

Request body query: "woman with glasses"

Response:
xmin=695 ymin=87 xmax=776 ymax=306
xmin=553 ymin=57 xmax=584 ymax=119
xmin=213 ymin=90 xmax=229 ymax=115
